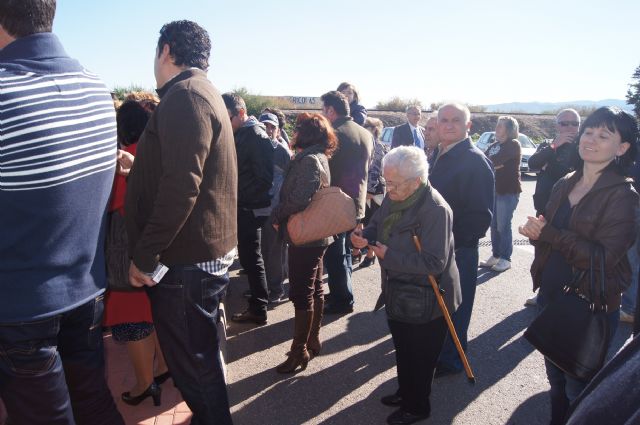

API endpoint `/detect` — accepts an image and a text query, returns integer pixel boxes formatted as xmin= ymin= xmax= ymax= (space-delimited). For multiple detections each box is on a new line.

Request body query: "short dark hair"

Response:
xmin=117 ymin=99 xmax=155 ymax=147
xmin=336 ymin=82 xmax=359 ymax=103
xmin=578 ymin=106 xmax=639 ymax=176
xmin=0 ymin=0 xmax=56 ymax=38
xmin=157 ymin=20 xmax=211 ymax=70
xmin=222 ymin=93 xmax=246 ymax=116
xmin=320 ymin=91 xmax=350 ymax=117
xmin=263 ymin=107 xmax=286 ymax=129
xmin=293 ymin=113 xmax=338 ymax=157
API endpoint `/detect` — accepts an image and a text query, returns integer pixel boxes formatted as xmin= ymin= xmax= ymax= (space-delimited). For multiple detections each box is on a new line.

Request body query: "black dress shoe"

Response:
xmin=231 ymin=309 xmax=267 ymax=325
xmin=359 ymin=256 xmax=376 ymax=268
xmin=323 ymin=302 xmax=354 ymax=315
xmin=381 ymin=394 xmax=403 ymax=407
xmin=386 ymin=407 xmax=429 ymax=425
xmin=122 ymin=382 xmax=162 ymax=406
xmin=154 ymin=371 xmax=171 ymax=385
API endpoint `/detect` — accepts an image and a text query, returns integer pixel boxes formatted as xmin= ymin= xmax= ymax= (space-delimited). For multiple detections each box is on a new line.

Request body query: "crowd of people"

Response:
xmin=2 ymin=2 xmax=640 ymax=425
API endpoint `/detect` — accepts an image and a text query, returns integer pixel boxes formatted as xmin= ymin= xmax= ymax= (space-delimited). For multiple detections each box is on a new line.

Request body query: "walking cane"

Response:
xmin=411 ymin=233 xmax=476 ymax=384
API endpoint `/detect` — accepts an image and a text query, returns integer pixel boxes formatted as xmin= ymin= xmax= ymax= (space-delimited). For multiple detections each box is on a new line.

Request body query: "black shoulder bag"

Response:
xmin=524 ymin=243 xmax=610 ymax=381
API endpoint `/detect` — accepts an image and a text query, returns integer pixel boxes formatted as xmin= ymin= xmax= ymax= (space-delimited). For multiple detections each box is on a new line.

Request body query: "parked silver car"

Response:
xmin=475 ymin=131 xmax=537 ymax=174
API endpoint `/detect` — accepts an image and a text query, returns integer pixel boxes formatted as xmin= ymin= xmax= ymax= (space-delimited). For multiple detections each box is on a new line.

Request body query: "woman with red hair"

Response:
xmin=271 ymin=113 xmax=338 ymax=373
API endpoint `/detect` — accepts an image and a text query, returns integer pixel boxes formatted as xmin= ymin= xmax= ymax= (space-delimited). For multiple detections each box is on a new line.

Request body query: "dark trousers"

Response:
xmin=148 ymin=265 xmax=232 ymax=425
xmin=324 ymin=232 xmax=354 ymax=307
xmin=388 ymin=317 xmax=447 ymax=416
xmin=237 ymin=209 xmax=268 ymax=315
xmin=438 ymin=245 xmax=479 ymax=371
xmin=288 ymin=245 xmax=327 ymax=310
xmin=261 ymin=218 xmax=286 ymax=296
xmin=0 ymin=296 xmax=124 ymax=425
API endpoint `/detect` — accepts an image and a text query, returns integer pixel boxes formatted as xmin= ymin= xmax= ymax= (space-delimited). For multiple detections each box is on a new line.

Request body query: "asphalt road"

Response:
xmin=224 ymin=176 xmax=633 ymax=425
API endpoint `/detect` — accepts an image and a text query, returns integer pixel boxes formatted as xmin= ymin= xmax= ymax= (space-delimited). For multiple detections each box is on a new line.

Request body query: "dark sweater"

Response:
xmin=486 ymin=138 xmax=522 ymax=195
xmin=429 ymin=138 xmax=495 ymax=248
xmin=329 ymin=116 xmax=373 ymax=219
xmin=125 ymin=69 xmax=238 ymax=272
xmin=0 ymin=34 xmax=117 ymax=322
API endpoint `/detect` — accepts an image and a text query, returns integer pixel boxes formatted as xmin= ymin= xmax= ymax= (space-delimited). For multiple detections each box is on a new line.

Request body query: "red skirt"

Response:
xmin=103 ymin=290 xmax=153 ymax=326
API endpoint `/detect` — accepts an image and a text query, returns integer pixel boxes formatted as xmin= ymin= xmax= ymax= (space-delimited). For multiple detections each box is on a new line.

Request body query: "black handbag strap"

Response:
xmin=595 ymin=243 xmax=607 ymax=311
xmin=566 ymin=243 xmax=607 ymax=312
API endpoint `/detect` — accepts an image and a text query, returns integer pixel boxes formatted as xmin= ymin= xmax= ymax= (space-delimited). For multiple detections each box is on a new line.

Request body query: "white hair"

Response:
xmin=556 ymin=108 xmax=581 ymax=123
xmin=382 ymin=146 xmax=429 ymax=183
xmin=438 ymin=102 xmax=471 ymax=123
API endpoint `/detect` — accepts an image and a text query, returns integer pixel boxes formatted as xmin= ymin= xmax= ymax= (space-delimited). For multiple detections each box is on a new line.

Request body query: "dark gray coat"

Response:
xmin=272 ymin=144 xmax=332 ymax=247
xmin=362 ymin=184 xmax=462 ymax=321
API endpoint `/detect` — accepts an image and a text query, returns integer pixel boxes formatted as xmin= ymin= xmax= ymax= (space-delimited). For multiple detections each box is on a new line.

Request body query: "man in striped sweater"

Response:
xmin=0 ymin=1 xmax=124 ymax=424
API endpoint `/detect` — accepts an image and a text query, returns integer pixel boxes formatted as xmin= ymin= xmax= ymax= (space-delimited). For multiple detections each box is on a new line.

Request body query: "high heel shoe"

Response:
xmin=121 ymin=382 xmax=162 ymax=406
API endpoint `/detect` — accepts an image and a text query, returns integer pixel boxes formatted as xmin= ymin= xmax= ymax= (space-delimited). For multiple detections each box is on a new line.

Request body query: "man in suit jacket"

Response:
xmin=391 ymin=105 xmax=425 ymax=149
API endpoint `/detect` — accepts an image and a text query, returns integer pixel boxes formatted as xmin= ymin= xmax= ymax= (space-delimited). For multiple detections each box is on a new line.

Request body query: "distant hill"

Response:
xmin=483 ymin=99 xmax=632 ymax=114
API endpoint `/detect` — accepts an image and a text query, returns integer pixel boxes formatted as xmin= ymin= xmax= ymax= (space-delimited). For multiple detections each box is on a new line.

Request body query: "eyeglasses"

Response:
xmin=558 ymin=121 xmax=580 ymax=127
xmin=380 ymin=176 xmax=413 ymax=190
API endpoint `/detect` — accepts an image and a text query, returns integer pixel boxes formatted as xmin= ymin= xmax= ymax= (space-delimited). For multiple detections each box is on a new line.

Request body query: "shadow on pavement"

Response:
xmin=228 ymin=312 xmax=396 ymax=425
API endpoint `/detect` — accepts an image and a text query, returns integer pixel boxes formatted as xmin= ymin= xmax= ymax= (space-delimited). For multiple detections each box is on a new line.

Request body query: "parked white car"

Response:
xmin=380 ymin=127 xmax=394 ymax=148
xmin=475 ymin=131 xmax=537 ymax=174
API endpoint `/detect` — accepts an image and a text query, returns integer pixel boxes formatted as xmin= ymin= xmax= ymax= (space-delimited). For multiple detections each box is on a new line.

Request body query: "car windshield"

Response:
xmin=518 ymin=135 xmax=536 ymax=149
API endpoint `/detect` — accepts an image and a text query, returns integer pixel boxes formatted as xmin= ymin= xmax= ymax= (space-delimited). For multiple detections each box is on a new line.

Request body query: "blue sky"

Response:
xmin=54 ymin=0 xmax=640 ymax=107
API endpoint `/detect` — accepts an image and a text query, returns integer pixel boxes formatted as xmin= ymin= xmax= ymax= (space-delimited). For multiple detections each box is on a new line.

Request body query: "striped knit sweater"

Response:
xmin=0 ymin=33 xmax=116 ymax=322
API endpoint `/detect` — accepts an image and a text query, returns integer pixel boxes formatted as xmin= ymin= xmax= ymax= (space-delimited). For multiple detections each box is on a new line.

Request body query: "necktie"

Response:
xmin=413 ymin=128 xmax=423 ymax=149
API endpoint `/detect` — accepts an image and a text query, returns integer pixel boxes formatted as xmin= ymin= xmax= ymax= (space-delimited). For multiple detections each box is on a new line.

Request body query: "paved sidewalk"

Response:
xmin=104 ymin=332 xmax=193 ymax=425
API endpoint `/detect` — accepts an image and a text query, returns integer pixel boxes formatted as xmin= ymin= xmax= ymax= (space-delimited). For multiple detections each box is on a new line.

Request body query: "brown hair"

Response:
xmin=293 ymin=113 xmax=338 ymax=157
xmin=364 ymin=117 xmax=383 ymax=140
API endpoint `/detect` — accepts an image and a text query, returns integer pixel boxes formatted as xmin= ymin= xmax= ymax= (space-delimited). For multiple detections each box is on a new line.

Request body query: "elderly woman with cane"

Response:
xmin=351 ymin=146 xmax=462 ymax=425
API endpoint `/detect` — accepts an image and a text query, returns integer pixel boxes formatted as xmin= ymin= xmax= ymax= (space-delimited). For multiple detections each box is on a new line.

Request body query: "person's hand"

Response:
xmin=350 ymin=230 xmax=368 ymax=249
xmin=552 ymin=132 xmax=575 ymax=149
xmin=518 ymin=215 xmax=547 ymax=240
xmin=370 ymin=242 xmax=388 ymax=260
xmin=116 ymin=149 xmax=135 ymax=176
xmin=129 ymin=262 xmax=155 ymax=287
xmin=273 ymin=223 xmax=280 ymax=231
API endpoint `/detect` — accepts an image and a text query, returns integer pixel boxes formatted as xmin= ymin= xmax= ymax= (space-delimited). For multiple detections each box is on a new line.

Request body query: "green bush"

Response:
xmin=231 ymin=87 xmax=294 ymax=117
xmin=111 ymin=85 xmax=153 ymax=101
xmin=375 ymin=97 xmax=422 ymax=111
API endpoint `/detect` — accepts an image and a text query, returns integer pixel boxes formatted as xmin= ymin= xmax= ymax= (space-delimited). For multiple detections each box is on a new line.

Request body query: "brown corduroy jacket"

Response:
xmin=125 ymin=69 xmax=238 ymax=272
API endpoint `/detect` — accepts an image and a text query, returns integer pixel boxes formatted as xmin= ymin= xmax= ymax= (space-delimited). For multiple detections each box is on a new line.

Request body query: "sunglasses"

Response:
xmin=558 ymin=121 xmax=580 ymax=127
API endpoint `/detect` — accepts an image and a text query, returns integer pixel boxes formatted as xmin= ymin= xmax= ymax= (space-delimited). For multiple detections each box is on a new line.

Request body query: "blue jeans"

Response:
xmin=537 ymin=295 xmax=619 ymax=424
xmin=490 ymin=193 xmax=519 ymax=262
xmin=621 ymin=238 xmax=639 ymax=314
xmin=0 ymin=295 xmax=124 ymax=425
xmin=324 ymin=232 xmax=354 ymax=307
xmin=438 ymin=245 xmax=479 ymax=371
xmin=147 ymin=265 xmax=232 ymax=425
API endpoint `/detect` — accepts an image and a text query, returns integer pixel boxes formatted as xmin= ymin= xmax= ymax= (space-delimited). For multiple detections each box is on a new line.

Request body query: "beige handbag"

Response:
xmin=287 ymin=155 xmax=357 ymax=245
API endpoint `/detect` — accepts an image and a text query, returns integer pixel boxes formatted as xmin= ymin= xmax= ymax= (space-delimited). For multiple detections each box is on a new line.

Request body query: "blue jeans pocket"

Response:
xmin=0 ymin=317 xmax=60 ymax=376
xmin=201 ymin=275 xmax=228 ymax=317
